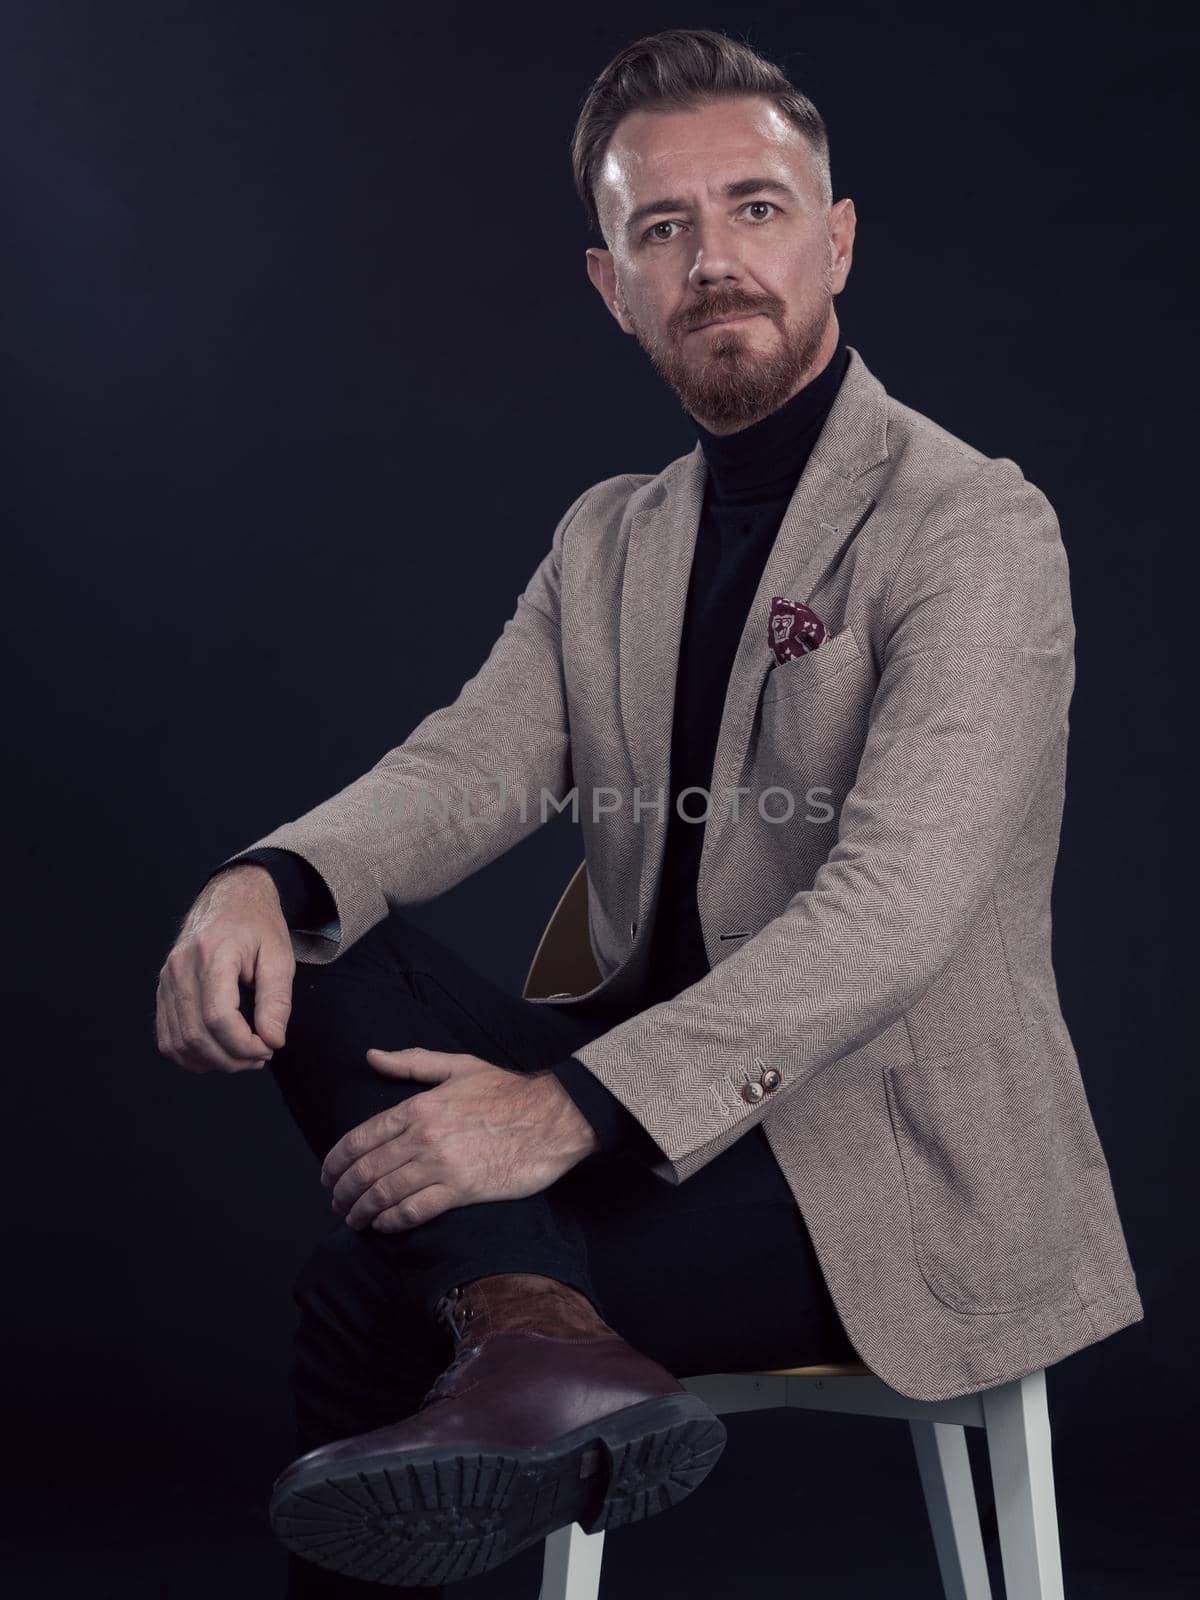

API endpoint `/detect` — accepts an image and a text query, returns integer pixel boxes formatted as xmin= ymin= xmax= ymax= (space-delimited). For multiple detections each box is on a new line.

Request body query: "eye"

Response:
xmin=642 ymin=200 xmax=780 ymax=244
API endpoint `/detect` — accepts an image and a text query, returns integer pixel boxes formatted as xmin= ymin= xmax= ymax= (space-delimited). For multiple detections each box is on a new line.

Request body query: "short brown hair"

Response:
xmin=571 ymin=27 xmax=832 ymax=244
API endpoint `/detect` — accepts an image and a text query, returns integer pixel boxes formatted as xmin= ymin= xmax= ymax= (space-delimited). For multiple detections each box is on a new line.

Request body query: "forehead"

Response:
xmin=599 ymin=96 xmax=813 ymax=220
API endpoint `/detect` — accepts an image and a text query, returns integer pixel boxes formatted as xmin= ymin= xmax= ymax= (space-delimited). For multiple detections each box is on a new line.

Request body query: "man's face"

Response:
xmin=586 ymin=95 xmax=855 ymax=434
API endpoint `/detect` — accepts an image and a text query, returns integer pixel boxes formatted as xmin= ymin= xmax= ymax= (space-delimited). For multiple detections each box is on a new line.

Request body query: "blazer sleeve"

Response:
xmin=570 ymin=457 xmax=1077 ymax=1186
xmin=206 ymin=481 xmax=601 ymax=964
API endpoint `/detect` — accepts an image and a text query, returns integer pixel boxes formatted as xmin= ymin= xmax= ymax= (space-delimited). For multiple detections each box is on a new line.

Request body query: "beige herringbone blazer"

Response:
xmin=218 ymin=345 xmax=1143 ymax=1401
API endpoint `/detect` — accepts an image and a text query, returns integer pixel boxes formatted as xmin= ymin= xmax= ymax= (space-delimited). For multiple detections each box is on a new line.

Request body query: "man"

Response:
xmin=156 ymin=27 xmax=1143 ymax=1596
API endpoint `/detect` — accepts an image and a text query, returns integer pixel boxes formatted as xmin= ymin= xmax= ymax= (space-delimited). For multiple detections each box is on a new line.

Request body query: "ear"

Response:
xmin=828 ymin=198 xmax=856 ymax=294
xmin=586 ymin=247 xmax=634 ymax=335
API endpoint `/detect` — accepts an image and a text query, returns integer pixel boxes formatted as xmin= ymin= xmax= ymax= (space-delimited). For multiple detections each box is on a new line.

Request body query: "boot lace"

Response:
xmin=419 ymin=1295 xmax=477 ymax=1406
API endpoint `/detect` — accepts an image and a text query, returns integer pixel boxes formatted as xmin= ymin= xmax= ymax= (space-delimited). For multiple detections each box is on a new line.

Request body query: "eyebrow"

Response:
xmin=624 ymin=177 xmax=800 ymax=238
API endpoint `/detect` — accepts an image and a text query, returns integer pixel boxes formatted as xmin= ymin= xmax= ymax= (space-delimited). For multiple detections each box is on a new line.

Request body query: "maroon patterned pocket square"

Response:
xmin=767 ymin=595 xmax=828 ymax=666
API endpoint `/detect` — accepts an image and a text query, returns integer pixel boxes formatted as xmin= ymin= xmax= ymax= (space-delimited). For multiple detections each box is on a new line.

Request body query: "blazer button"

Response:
xmin=761 ymin=1069 xmax=781 ymax=1092
xmin=741 ymin=1081 xmax=765 ymax=1104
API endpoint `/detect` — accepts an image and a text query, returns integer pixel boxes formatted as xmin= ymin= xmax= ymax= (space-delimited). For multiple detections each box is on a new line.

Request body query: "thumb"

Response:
xmin=250 ymin=942 xmax=294 ymax=1051
xmin=366 ymin=1045 xmax=452 ymax=1082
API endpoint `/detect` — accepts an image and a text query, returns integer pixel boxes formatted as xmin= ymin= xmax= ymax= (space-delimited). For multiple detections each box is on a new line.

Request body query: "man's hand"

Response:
xmin=321 ymin=1047 xmax=600 ymax=1232
xmin=156 ymin=865 xmax=296 ymax=1073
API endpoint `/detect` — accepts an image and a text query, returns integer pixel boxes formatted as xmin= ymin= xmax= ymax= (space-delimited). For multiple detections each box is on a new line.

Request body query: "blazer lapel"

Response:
xmin=617 ymin=448 xmax=704 ymax=926
xmin=699 ymin=462 xmax=875 ymax=867
xmin=617 ymin=344 xmax=890 ymax=934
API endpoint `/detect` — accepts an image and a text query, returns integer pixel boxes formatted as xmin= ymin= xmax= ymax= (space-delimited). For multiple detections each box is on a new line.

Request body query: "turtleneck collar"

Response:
xmin=690 ymin=334 xmax=850 ymax=507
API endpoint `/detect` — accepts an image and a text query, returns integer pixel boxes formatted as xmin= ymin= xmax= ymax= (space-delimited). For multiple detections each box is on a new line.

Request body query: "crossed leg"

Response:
xmin=264 ymin=909 xmax=856 ymax=1597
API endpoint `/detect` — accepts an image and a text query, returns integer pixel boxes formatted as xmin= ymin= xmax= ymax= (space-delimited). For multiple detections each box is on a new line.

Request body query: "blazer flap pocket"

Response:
xmin=761 ymin=625 xmax=865 ymax=703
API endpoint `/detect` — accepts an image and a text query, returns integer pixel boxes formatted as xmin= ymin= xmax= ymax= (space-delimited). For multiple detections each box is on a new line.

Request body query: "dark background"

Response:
xmin=4 ymin=2 xmax=1196 ymax=1595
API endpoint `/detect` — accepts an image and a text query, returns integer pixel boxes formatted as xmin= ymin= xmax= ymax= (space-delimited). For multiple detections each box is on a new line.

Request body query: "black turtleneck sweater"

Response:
xmin=208 ymin=335 xmax=851 ymax=1166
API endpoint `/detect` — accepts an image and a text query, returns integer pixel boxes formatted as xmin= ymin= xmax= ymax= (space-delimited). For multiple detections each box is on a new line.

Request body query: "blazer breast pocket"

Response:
xmin=761 ymin=625 xmax=866 ymax=704
xmin=752 ymin=623 xmax=876 ymax=836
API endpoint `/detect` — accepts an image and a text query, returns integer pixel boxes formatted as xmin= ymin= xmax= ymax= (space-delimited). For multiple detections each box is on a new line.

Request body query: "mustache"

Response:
xmin=683 ymin=305 xmax=773 ymax=331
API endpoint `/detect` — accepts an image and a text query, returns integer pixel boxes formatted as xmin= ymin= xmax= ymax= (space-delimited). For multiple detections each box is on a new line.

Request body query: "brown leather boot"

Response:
xmin=269 ymin=1271 xmax=727 ymax=1588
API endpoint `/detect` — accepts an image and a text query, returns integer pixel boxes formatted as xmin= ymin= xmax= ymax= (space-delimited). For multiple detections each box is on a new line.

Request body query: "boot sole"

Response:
xmin=269 ymin=1390 xmax=727 ymax=1588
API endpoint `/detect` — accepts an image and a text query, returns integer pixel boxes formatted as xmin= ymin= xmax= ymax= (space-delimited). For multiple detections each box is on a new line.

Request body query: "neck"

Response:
xmin=691 ymin=333 xmax=850 ymax=506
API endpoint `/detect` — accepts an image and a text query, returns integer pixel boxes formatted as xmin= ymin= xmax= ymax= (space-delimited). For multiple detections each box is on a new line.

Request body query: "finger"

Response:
xmin=371 ymin=1183 xmax=458 ymax=1233
xmin=194 ymin=945 xmax=280 ymax=1068
xmin=331 ymin=1145 xmax=412 ymax=1216
xmin=155 ymin=969 xmax=175 ymax=1054
xmin=322 ymin=1103 xmax=411 ymax=1191
xmin=158 ymin=979 xmax=204 ymax=1073
xmin=175 ymin=947 xmax=273 ymax=1073
xmin=365 ymin=1046 xmax=453 ymax=1082
xmin=343 ymin=1153 xmax=425 ymax=1230
xmin=330 ymin=1134 xmax=414 ymax=1218
xmin=251 ymin=937 xmax=294 ymax=1051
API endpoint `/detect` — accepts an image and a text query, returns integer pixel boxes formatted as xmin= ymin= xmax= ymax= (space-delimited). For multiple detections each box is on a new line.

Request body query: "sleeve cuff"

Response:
xmin=545 ymin=1055 xmax=663 ymax=1162
xmin=204 ymin=848 xmax=339 ymax=935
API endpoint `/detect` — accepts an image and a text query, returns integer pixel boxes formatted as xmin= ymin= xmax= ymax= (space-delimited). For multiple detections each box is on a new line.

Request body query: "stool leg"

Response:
xmin=539 ymin=1522 xmax=606 ymax=1600
xmin=910 ymin=1419 xmax=993 ymax=1599
xmin=981 ymin=1370 xmax=1065 ymax=1600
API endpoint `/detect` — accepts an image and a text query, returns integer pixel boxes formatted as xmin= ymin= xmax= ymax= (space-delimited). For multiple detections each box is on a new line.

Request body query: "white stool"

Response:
xmin=537 ymin=1361 xmax=1064 ymax=1600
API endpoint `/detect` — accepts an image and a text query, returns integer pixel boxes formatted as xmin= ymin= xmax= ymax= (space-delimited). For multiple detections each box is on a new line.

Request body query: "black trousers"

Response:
xmin=265 ymin=907 xmax=857 ymax=1598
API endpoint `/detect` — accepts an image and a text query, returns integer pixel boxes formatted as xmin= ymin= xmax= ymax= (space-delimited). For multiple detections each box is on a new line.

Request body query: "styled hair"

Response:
xmin=571 ymin=27 xmax=833 ymax=245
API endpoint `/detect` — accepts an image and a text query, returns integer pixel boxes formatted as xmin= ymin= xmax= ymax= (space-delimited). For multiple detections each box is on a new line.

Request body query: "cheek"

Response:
xmin=616 ymin=281 xmax=655 ymax=333
xmin=772 ymin=234 xmax=831 ymax=294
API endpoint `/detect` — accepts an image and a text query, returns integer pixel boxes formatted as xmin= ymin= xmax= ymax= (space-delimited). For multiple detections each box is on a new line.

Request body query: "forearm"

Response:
xmin=531 ymin=1069 xmax=601 ymax=1164
xmin=203 ymin=848 xmax=338 ymax=933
